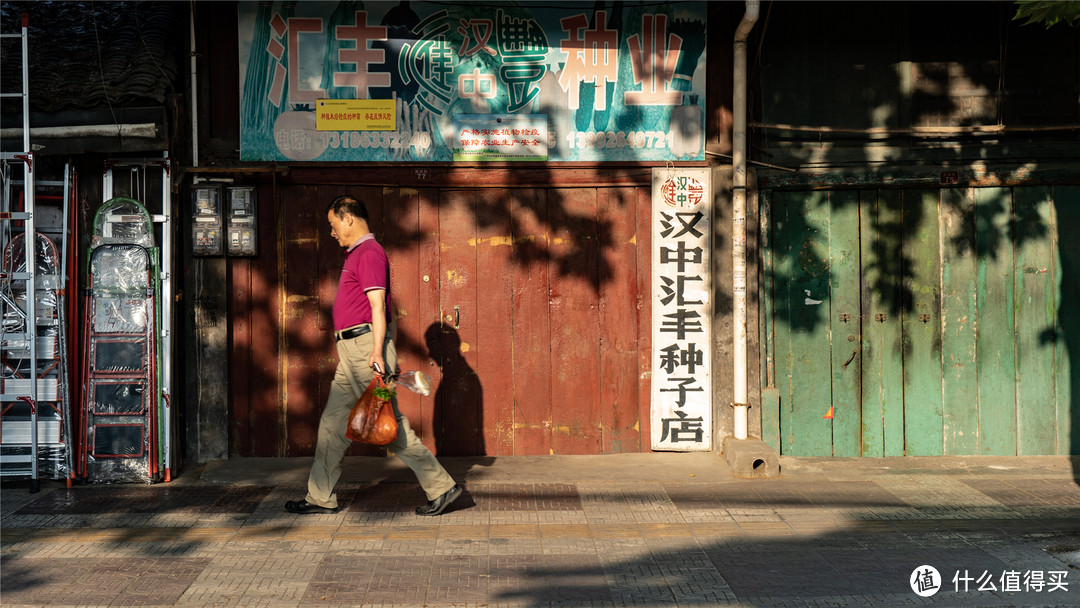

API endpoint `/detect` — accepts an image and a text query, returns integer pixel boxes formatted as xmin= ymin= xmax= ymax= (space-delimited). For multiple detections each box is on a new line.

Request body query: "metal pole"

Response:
xmin=732 ymin=0 xmax=760 ymax=440
xmin=159 ymin=155 xmax=173 ymax=480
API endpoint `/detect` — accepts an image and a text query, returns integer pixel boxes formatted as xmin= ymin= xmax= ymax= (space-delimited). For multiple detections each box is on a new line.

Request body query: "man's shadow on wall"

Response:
xmin=424 ymin=323 xmax=486 ymax=458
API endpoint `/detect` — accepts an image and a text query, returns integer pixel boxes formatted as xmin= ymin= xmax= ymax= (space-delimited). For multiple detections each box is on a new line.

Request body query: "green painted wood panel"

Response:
xmin=975 ymin=187 xmax=1017 ymax=455
xmin=940 ymin=188 xmax=979 ymax=455
xmin=902 ymin=190 xmax=944 ymax=455
xmin=773 ymin=192 xmax=797 ymax=456
xmin=1013 ymin=187 xmax=1057 ymax=455
xmin=765 ymin=183 xmax=1074 ymax=457
xmin=775 ymin=191 xmax=833 ymax=456
xmin=761 ymin=192 xmax=781 ymax=453
xmin=1052 ymin=186 xmax=1079 ymax=455
xmin=861 ymin=190 xmax=905 ymax=457
xmin=827 ymin=190 xmax=861 ymax=456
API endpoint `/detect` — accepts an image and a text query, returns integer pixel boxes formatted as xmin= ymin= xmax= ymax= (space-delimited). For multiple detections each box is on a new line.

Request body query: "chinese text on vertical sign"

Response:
xmin=651 ymin=168 xmax=710 ymax=450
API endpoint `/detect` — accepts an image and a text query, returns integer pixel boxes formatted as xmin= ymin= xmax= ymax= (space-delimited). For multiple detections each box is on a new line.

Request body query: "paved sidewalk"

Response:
xmin=2 ymin=453 xmax=1079 ymax=607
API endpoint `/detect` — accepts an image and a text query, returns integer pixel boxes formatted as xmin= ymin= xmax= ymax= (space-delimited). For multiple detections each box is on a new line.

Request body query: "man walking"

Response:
xmin=285 ymin=195 xmax=461 ymax=516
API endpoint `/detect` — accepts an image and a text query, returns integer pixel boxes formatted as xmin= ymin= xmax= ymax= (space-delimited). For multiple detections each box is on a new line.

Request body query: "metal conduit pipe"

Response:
xmin=190 ymin=1 xmax=199 ymax=167
xmin=732 ymin=0 xmax=759 ymax=441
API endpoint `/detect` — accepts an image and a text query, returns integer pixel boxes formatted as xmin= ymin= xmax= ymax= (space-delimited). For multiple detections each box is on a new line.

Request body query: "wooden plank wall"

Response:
xmin=765 ymin=185 xmax=1079 ymax=456
xmin=940 ymin=188 xmax=979 ymax=455
xmin=1014 ymin=187 xmax=1056 ymax=454
xmin=901 ymin=190 xmax=943 ymax=456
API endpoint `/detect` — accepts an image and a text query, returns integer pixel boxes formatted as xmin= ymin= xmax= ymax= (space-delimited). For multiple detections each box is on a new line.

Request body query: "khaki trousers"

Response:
xmin=305 ymin=330 xmax=456 ymax=509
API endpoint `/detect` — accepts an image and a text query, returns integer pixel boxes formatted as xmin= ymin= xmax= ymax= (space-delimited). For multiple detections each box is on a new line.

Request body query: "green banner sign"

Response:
xmin=238 ymin=1 xmax=707 ymax=162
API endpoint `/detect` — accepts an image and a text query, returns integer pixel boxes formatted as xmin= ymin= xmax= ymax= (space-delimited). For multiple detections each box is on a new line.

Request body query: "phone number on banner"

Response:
xmin=327 ymin=131 xmax=434 ymax=151
xmin=566 ymin=130 xmax=675 ymax=150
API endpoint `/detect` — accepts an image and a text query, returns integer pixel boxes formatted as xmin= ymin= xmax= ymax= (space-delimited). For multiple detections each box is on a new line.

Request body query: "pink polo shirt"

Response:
xmin=332 ymin=233 xmax=392 ymax=331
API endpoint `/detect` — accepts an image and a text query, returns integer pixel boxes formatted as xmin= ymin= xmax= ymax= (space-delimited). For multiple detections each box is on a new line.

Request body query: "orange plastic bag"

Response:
xmin=346 ymin=376 xmax=398 ymax=445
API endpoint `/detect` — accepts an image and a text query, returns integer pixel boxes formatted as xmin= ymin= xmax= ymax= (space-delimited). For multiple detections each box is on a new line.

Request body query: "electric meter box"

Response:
xmin=191 ymin=185 xmax=223 ymax=256
xmin=225 ymin=186 xmax=257 ymax=256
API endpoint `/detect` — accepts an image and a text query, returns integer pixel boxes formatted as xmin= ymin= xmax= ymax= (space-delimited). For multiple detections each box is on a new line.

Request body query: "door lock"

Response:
xmin=443 ymin=305 xmax=460 ymax=329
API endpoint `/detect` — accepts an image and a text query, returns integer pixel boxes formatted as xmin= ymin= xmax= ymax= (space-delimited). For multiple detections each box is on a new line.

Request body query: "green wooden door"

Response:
xmin=764 ymin=186 xmax=1077 ymax=456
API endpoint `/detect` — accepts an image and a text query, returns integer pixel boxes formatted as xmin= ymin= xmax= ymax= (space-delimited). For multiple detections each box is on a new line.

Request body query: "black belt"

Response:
xmin=334 ymin=324 xmax=371 ymax=341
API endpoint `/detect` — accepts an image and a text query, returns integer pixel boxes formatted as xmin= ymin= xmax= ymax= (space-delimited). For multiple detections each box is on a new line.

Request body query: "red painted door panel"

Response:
xmin=232 ymin=182 xmax=651 ymax=456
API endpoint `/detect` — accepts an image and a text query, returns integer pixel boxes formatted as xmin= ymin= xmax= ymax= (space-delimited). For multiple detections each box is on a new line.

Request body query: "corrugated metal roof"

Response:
xmin=1 ymin=1 xmax=182 ymax=114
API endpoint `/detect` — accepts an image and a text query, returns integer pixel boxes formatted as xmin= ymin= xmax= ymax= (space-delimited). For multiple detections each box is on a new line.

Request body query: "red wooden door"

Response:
xmin=231 ymin=179 xmax=652 ymax=456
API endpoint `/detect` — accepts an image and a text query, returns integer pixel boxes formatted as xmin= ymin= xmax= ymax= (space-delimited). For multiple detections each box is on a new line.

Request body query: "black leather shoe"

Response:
xmin=284 ymin=499 xmax=339 ymax=514
xmin=416 ymin=485 xmax=462 ymax=516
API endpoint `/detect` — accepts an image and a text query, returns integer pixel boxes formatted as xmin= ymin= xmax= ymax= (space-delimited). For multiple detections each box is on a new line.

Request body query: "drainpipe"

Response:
xmin=732 ymin=0 xmax=759 ymax=441
xmin=190 ymin=1 xmax=199 ymax=167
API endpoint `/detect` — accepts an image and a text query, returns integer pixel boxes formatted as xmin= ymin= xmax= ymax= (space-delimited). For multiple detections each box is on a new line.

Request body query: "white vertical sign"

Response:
xmin=651 ymin=168 xmax=711 ymax=451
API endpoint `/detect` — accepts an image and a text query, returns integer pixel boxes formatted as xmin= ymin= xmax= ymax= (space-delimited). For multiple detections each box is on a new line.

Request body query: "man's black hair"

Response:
xmin=327 ymin=195 xmax=370 ymax=222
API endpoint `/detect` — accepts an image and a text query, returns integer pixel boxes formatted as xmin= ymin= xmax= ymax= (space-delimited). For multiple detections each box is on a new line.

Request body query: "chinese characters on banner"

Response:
xmin=238 ymin=2 xmax=706 ymax=162
xmin=452 ymin=114 xmax=548 ymax=161
xmin=651 ymin=168 xmax=711 ymax=451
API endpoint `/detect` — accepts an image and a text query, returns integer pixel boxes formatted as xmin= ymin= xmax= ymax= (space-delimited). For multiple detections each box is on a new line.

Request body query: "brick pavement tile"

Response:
xmin=2 ymin=556 xmax=210 ymax=607
xmin=445 ymin=512 xmax=491 ymax=526
xmin=630 ymin=511 xmax=685 ymax=525
xmin=362 ymin=568 xmax=433 ymax=603
xmin=175 ymin=582 xmax=247 ymax=607
xmin=538 ymin=523 xmax=590 ymax=538
xmin=650 ymin=546 xmax=714 ymax=570
xmin=608 ymin=585 xmax=679 ymax=606
xmin=547 ymin=589 xmax=616 ymax=607
xmin=477 ymin=483 xmax=536 ymax=511
xmin=488 ymin=537 xmax=543 ymax=555
xmin=661 ymin=483 xmax=726 ymax=508
xmin=39 ymin=514 xmax=98 ymax=528
xmin=588 ymin=524 xmax=643 ymax=539
xmin=540 ymin=538 xmax=596 ymax=555
xmin=962 ymin=478 xmax=1080 ymax=507
xmin=489 ymin=523 xmax=539 ymax=538
xmin=234 ymin=525 xmax=289 ymax=540
xmin=437 ymin=523 xmax=489 ymax=538
xmin=680 ymin=511 xmax=738 ymax=526
xmin=304 ymin=552 xmax=378 ymax=601
xmin=340 ymin=510 xmax=397 ymax=526
xmin=180 ymin=526 xmax=237 ymax=542
xmin=686 ymin=521 xmax=745 ymax=538
xmin=331 ymin=527 xmax=385 ymax=541
xmin=382 ymin=538 xmax=439 ymax=555
xmin=533 ymin=483 xmax=584 ymax=511
xmin=584 ymin=512 xmax=639 ymax=525
xmin=487 ymin=511 xmax=541 ymax=525
xmin=428 ymin=554 xmax=488 ymax=601
xmin=1 ymin=514 xmax=59 ymax=529
xmin=639 ymin=523 xmax=693 ymax=538
xmin=737 ymin=521 xmax=796 ymax=536
xmin=0 ymin=526 xmax=35 ymax=546
xmin=783 ymin=520 xmax=846 ymax=536
xmin=536 ymin=511 xmax=589 ymax=524
xmin=592 ymin=538 xmax=650 ymax=563
xmin=0 ymin=556 xmax=83 ymax=603
xmin=778 ymin=507 xmax=852 ymax=523
xmin=434 ymin=537 xmax=489 ymax=556
xmin=386 ymin=525 xmax=439 ymax=539
xmin=730 ymin=511 xmax=785 ymax=523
